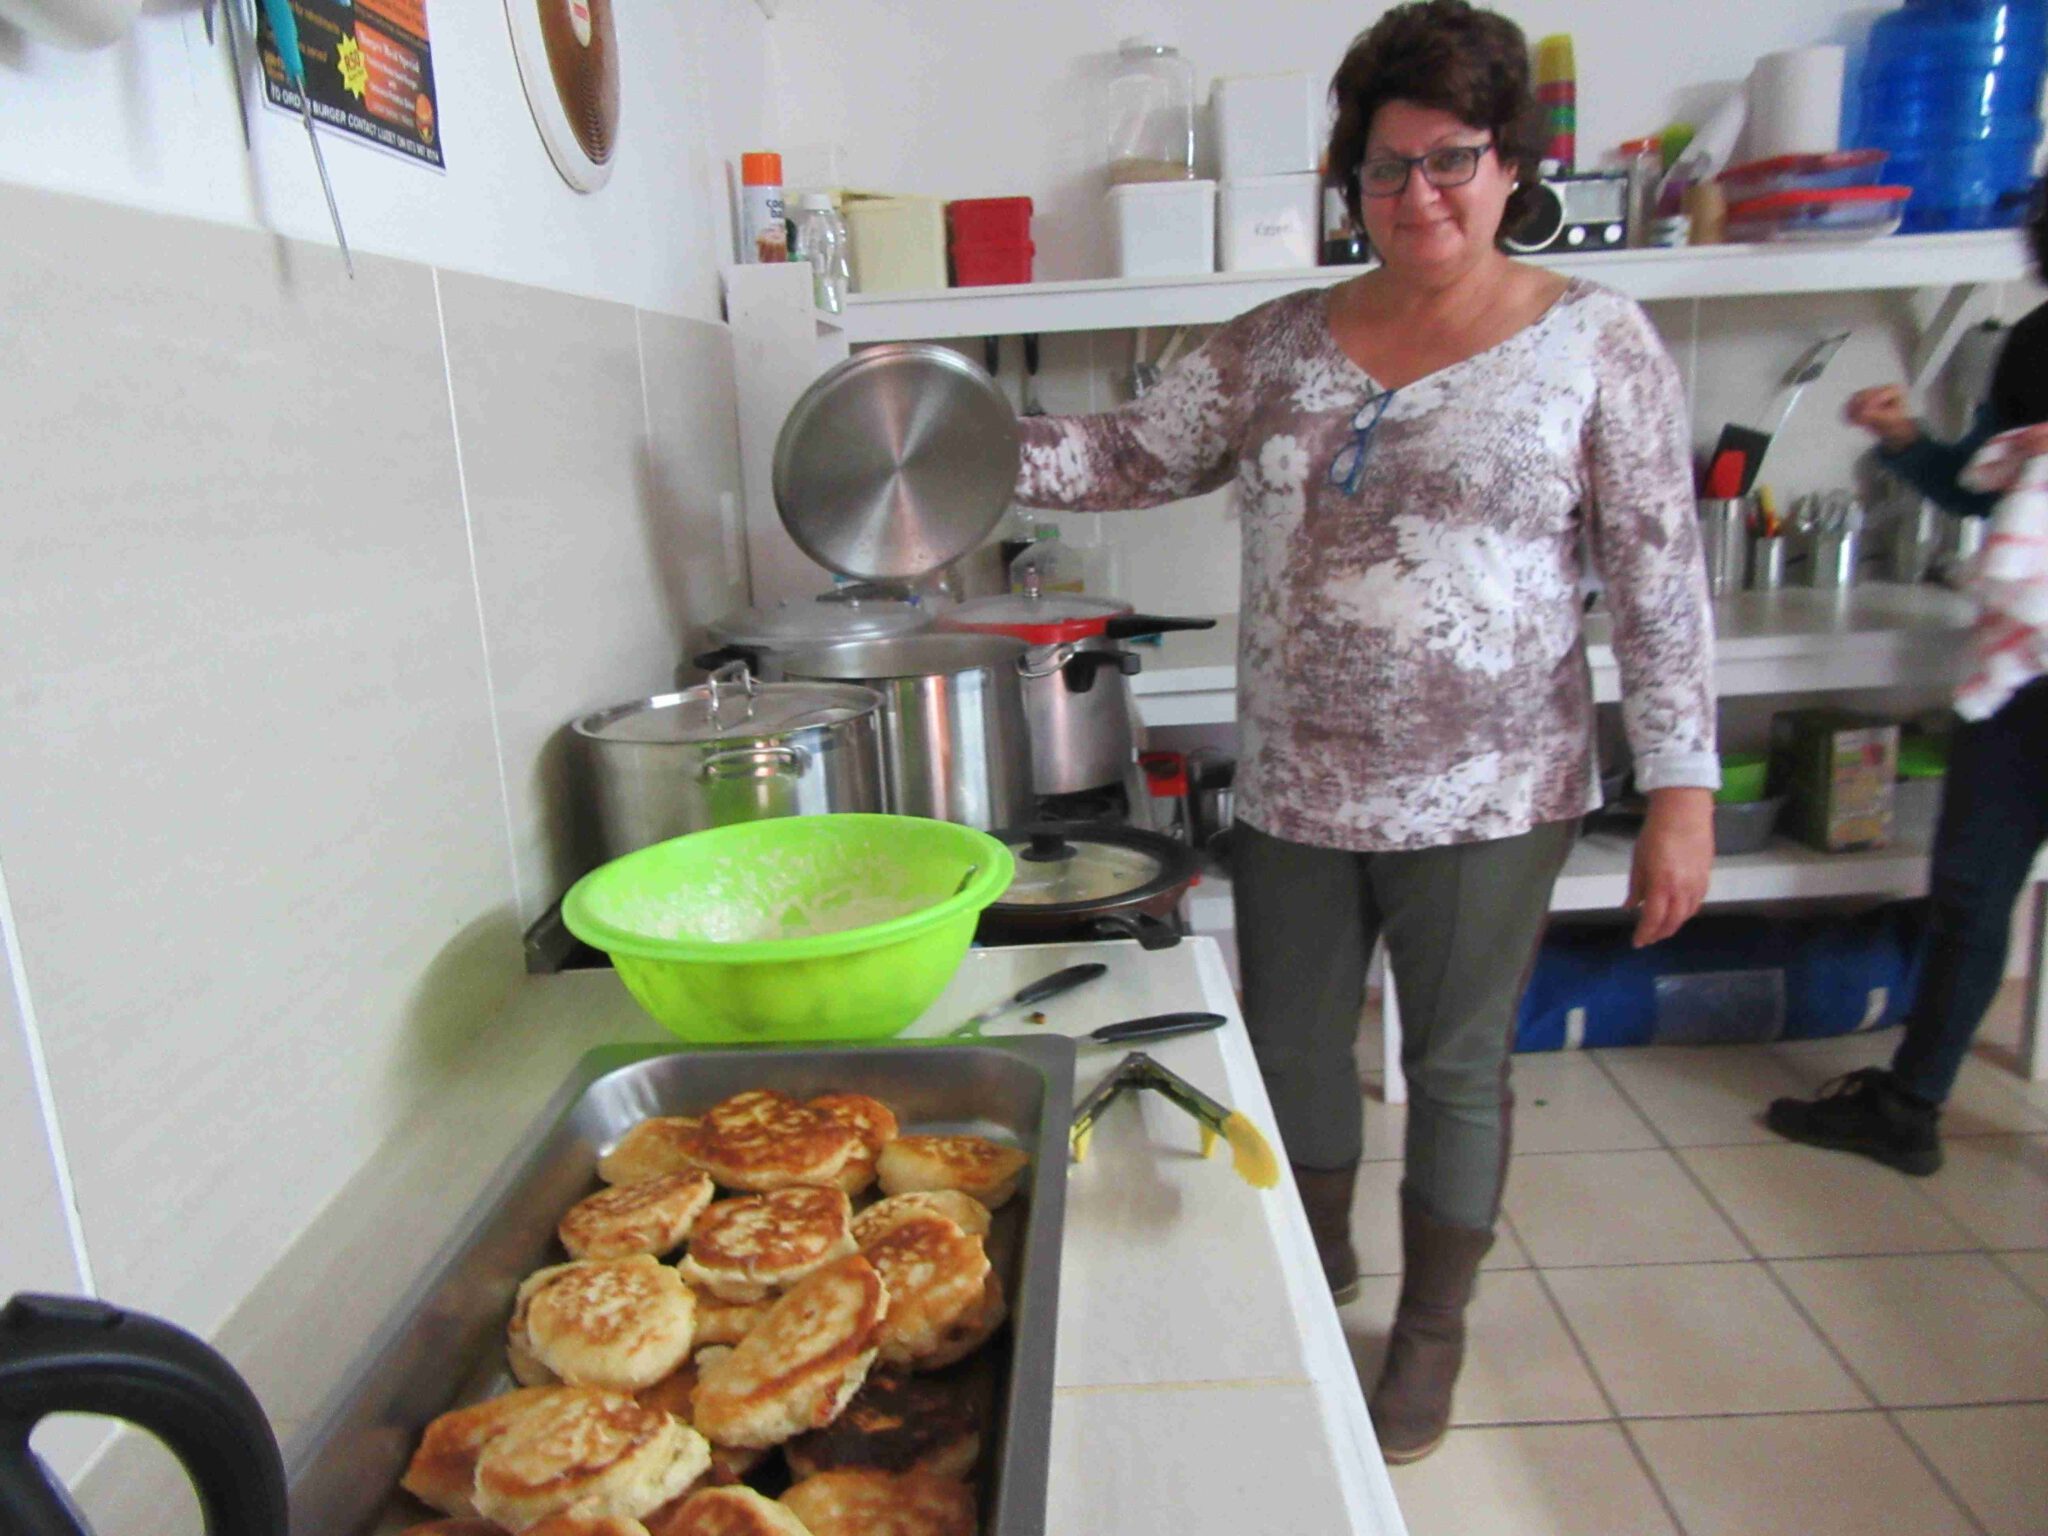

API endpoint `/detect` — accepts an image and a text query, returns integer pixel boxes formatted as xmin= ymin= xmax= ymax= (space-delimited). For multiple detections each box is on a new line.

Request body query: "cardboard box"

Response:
xmin=1771 ymin=709 xmax=1898 ymax=852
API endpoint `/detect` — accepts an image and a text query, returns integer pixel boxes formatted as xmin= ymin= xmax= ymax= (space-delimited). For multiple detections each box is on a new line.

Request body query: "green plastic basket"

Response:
xmin=562 ymin=815 xmax=1015 ymax=1045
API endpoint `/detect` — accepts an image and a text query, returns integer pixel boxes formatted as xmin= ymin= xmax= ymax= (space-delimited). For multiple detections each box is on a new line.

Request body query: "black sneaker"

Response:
xmin=1766 ymin=1067 xmax=1943 ymax=1176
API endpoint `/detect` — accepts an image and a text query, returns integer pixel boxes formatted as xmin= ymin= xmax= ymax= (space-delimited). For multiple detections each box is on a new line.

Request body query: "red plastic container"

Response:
xmin=951 ymin=242 xmax=1036 ymax=286
xmin=947 ymin=197 xmax=1034 ymax=245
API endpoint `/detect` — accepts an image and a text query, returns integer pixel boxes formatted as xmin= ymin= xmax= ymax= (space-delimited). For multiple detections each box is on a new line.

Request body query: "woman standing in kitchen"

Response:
xmin=1015 ymin=0 xmax=1717 ymax=1463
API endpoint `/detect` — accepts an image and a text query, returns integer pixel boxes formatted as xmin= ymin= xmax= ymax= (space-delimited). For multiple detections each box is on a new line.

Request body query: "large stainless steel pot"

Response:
xmin=694 ymin=584 xmax=933 ymax=681
xmin=779 ymin=633 xmax=1035 ymax=830
xmin=572 ymin=667 xmax=884 ymax=860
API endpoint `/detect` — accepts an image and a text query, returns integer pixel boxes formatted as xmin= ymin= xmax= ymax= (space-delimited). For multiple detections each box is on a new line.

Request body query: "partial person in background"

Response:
xmin=1012 ymin=0 xmax=1717 ymax=1463
xmin=1768 ymin=186 xmax=2048 ymax=1175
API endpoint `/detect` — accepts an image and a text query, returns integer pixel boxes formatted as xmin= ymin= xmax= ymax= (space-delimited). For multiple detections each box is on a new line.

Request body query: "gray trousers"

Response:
xmin=1233 ymin=817 xmax=1577 ymax=1230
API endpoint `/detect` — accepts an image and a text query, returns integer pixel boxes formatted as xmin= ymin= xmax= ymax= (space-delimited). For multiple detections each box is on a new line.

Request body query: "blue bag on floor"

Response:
xmin=1515 ymin=901 xmax=1929 ymax=1052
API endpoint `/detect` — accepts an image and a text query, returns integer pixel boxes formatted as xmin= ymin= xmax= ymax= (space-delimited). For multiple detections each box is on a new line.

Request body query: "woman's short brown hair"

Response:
xmin=1327 ymin=0 xmax=1544 ymax=233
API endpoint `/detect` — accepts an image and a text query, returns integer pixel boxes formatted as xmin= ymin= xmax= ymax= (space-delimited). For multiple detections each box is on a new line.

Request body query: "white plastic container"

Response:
xmin=842 ymin=195 xmax=947 ymax=293
xmin=1218 ymin=173 xmax=1319 ymax=271
xmin=1213 ymin=72 xmax=1321 ymax=180
xmin=1108 ymin=179 xmax=1217 ymax=277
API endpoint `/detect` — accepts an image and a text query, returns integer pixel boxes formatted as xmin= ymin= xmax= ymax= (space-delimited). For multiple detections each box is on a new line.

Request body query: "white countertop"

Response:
xmin=1130 ymin=584 xmax=1976 ymax=725
xmin=78 ymin=941 xmax=1403 ymax=1536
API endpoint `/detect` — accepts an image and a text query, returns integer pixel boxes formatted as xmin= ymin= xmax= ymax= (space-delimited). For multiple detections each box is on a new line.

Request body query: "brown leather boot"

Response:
xmin=1292 ymin=1163 xmax=1361 ymax=1304
xmin=1368 ymin=1190 xmax=1494 ymax=1464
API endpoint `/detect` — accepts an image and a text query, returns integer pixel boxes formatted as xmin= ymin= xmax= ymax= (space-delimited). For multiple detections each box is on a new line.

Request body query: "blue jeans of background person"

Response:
xmin=1891 ymin=676 xmax=2048 ymax=1104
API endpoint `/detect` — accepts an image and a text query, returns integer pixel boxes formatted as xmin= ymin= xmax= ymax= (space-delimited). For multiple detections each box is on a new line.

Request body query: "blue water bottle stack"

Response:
xmin=1859 ymin=0 xmax=2048 ymax=231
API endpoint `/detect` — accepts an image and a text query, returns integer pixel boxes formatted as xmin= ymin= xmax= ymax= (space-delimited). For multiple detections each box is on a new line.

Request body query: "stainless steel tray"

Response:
xmin=284 ymin=1037 xmax=1076 ymax=1536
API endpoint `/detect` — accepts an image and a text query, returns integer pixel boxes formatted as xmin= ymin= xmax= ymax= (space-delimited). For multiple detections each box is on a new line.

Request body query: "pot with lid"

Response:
xmin=978 ymin=822 xmax=1199 ymax=949
xmin=938 ymin=586 xmax=1216 ymax=797
xmin=573 ymin=664 xmax=885 ymax=861
xmin=695 ymin=584 xmax=933 ymax=681
xmin=779 ymin=633 xmax=1035 ymax=830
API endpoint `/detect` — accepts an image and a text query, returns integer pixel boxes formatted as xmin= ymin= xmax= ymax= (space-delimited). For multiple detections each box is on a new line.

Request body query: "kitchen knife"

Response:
xmin=1086 ymin=1011 xmax=1226 ymax=1044
xmin=946 ymin=962 xmax=1108 ymax=1039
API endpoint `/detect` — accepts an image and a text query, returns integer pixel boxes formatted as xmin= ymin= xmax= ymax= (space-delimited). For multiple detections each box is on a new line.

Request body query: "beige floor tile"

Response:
xmin=1916 ymin=1136 xmax=2048 ymax=1248
xmin=1631 ymin=1412 xmax=1973 ymax=1536
xmin=1775 ymin=1253 xmax=2048 ymax=1405
xmin=1972 ymin=980 xmax=2028 ymax=1054
xmin=1388 ymin=1423 xmax=1679 ymax=1536
xmin=1769 ymin=1027 xmax=1898 ymax=1065
xmin=1547 ymin=1262 xmax=1867 ymax=1417
xmin=1594 ymin=1044 xmax=1811 ymax=1146
xmin=1997 ymin=1248 xmax=2048 ymax=1306
xmin=1898 ymin=1405 xmax=2048 ymax=1536
xmin=1503 ymin=1151 xmax=1748 ymax=1267
xmin=1343 ymin=1271 xmax=1609 ymax=1425
xmin=1681 ymin=1142 xmax=1973 ymax=1258
xmin=1352 ymin=1161 xmax=1529 ymax=1276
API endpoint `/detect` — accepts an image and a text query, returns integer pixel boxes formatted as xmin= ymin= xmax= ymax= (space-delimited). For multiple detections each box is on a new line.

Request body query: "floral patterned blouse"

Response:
xmin=1016 ymin=279 xmax=1718 ymax=852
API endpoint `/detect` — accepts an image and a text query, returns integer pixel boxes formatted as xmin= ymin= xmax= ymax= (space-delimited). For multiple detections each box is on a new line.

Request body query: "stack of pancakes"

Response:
xmin=398 ymin=1088 xmax=1032 ymax=1536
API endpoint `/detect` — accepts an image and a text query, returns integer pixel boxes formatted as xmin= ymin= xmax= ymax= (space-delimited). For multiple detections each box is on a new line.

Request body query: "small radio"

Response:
xmin=1502 ymin=171 xmax=1631 ymax=255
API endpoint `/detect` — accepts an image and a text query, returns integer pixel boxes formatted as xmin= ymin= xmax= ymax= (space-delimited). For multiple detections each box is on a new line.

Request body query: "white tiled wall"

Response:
xmin=0 ymin=183 xmax=743 ymax=1484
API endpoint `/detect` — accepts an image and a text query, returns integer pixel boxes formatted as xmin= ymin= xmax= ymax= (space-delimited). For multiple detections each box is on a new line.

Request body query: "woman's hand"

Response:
xmin=1628 ymin=787 xmax=1715 ymax=947
xmin=1844 ymin=385 xmax=1921 ymax=452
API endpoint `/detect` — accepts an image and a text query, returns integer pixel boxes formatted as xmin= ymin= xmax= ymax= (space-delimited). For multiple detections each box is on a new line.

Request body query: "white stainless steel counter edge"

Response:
xmin=72 ymin=939 xmax=1403 ymax=1536
xmin=1131 ymin=584 xmax=1977 ymax=726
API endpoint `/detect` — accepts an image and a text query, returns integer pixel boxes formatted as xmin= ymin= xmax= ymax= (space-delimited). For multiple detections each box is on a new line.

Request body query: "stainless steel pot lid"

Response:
xmin=773 ymin=343 xmax=1020 ymax=582
xmin=573 ymin=671 xmax=880 ymax=746
xmin=996 ymin=828 xmax=1168 ymax=906
xmin=780 ymin=631 xmax=1028 ymax=680
xmin=709 ymin=589 xmax=934 ymax=648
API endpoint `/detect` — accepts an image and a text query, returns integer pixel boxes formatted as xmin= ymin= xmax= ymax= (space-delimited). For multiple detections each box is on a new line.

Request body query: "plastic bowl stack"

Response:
xmin=1712 ymin=751 xmax=1785 ymax=854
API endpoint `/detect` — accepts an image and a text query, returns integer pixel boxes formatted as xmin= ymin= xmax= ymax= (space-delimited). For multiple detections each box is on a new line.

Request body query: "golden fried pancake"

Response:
xmin=783 ymin=1371 xmax=983 ymax=1482
xmin=807 ymin=1094 xmax=898 ymax=1194
xmin=472 ymin=1386 xmax=709 ymax=1531
xmin=859 ymin=1215 xmax=991 ymax=1371
xmin=645 ymin=1486 xmax=813 ymax=1536
xmin=875 ymin=1135 xmax=1029 ymax=1209
xmin=401 ymin=1386 xmax=562 ymax=1516
xmin=692 ymin=1291 xmax=774 ymax=1348
xmin=398 ymin=1522 xmax=508 ymax=1536
xmin=519 ymin=1256 xmax=697 ymax=1392
xmin=917 ymin=1273 xmax=1006 ymax=1372
xmin=635 ymin=1356 xmax=703 ymax=1422
xmin=524 ymin=1516 xmax=653 ymax=1536
xmin=561 ymin=1171 xmax=716 ymax=1261
xmin=807 ymin=1093 xmax=897 ymax=1152
xmin=508 ymin=1284 xmax=559 ymax=1387
xmin=849 ymin=1190 xmax=992 ymax=1249
xmin=680 ymin=1188 xmax=857 ymax=1302
xmin=600 ymin=1118 xmax=705 ymax=1186
xmin=779 ymin=1469 xmax=975 ymax=1536
xmin=678 ymin=1091 xmax=864 ymax=1193
xmin=690 ymin=1254 xmax=886 ymax=1449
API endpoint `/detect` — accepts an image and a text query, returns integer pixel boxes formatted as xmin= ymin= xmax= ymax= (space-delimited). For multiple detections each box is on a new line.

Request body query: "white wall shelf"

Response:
xmin=840 ymin=232 xmax=2029 ymax=344
xmin=1133 ymin=585 xmax=1980 ymax=729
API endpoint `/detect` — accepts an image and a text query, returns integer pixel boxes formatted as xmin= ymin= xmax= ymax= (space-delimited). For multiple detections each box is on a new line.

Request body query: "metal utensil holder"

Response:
xmin=1807 ymin=527 xmax=1861 ymax=589
xmin=1700 ymin=498 xmax=1749 ymax=597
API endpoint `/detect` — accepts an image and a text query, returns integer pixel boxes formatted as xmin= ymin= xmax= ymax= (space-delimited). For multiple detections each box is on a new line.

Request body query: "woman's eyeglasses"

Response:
xmin=1358 ymin=142 xmax=1493 ymax=198
xmin=1328 ymin=387 xmax=1399 ymax=495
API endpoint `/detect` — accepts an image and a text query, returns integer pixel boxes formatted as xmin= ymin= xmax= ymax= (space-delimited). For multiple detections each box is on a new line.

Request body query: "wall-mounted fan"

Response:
xmin=505 ymin=0 xmax=621 ymax=193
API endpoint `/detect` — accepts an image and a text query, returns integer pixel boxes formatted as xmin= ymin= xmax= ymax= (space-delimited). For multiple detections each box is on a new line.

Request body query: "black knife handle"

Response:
xmin=1090 ymin=1011 xmax=1227 ymax=1043
xmin=1012 ymin=963 xmax=1109 ymax=1008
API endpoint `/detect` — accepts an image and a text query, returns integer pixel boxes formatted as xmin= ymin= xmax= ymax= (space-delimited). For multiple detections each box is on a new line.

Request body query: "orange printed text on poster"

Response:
xmin=358 ymin=0 xmax=427 ymax=43
xmin=356 ymin=22 xmax=425 ymax=128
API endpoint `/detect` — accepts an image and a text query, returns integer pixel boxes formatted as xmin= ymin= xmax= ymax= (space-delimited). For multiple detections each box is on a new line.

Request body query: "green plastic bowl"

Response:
xmin=1716 ymin=752 xmax=1770 ymax=805
xmin=561 ymin=815 xmax=1015 ymax=1045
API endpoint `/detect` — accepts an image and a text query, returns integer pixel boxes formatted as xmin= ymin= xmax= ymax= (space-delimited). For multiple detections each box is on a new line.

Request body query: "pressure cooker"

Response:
xmin=937 ymin=589 xmax=1215 ymax=797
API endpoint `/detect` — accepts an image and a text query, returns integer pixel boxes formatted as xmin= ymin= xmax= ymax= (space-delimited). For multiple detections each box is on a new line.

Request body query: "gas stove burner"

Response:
xmin=1036 ymin=785 xmax=1130 ymax=825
